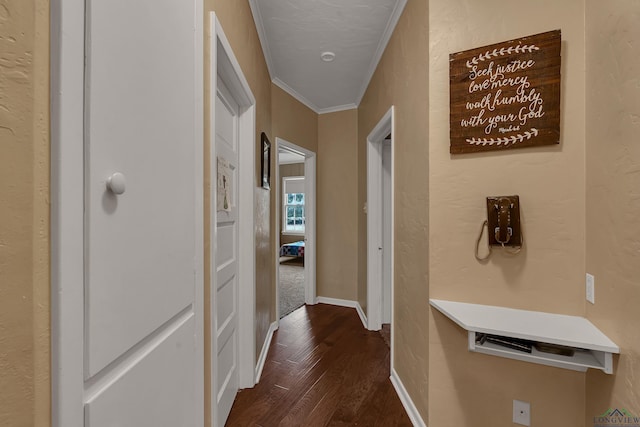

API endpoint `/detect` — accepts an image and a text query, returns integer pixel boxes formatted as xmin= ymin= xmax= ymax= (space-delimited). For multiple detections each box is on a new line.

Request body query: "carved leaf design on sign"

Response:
xmin=465 ymin=44 xmax=540 ymax=68
xmin=466 ymin=128 xmax=539 ymax=147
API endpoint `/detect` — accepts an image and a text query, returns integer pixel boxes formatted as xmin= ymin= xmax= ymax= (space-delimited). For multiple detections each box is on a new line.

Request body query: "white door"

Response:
xmin=382 ymin=141 xmax=392 ymax=324
xmin=214 ymin=78 xmax=240 ymax=426
xmin=83 ymin=0 xmax=200 ymax=425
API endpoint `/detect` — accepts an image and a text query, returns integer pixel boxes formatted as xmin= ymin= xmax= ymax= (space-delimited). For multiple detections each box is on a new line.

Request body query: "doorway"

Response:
xmin=366 ymin=107 xmax=395 ymax=357
xmin=209 ymin=13 xmax=257 ymax=427
xmin=274 ymin=138 xmax=317 ymax=321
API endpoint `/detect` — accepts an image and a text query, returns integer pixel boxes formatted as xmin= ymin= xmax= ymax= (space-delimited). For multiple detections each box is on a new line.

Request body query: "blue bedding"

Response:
xmin=280 ymin=241 xmax=305 ymax=257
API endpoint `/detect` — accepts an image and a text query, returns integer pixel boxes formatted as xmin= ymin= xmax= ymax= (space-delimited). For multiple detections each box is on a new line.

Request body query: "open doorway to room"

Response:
xmin=275 ymin=138 xmax=317 ymax=320
xmin=367 ymin=106 xmax=394 ymax=363
xmin=278 ymin=150 xmax=305 ymax=318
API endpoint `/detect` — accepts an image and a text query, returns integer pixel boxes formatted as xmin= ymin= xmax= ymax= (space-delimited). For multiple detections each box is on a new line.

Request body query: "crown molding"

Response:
xmin=317 ymin=103 xmax=358 ymax=115
xmin=272 ymin=77 xmax=322 ymax=114
xmin=255 ymin=0 xmax=407 ymax=115
xmin=248 ymin=0 xmax=274 ymax=78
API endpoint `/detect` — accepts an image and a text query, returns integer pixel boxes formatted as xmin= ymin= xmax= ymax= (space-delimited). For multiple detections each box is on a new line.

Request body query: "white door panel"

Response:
xmin=82 ymin=0 xmax=200 ymax=425
xmin=85 ymin=0 xmax=196 ymax=376
xmin=216 ymin=331 xmax=237 ymax=419
xmin=214 ymin=79 xmax=240 ymax=426
xmin=216 ymin=277 xmax=235 ymax=327
xmin=216 ymin=222 xmax=236 ymax=266
xmin=84 ymin=315 xmax=196 ymax=427
xmin=52 ymin=0 xmax=204 ymax=424
xmin=216 ymin=99 xmax=237 ymax=152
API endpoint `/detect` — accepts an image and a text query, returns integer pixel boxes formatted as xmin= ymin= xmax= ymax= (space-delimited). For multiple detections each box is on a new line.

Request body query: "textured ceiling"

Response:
xmin=249 ymin=0 xmax=407 ymax=114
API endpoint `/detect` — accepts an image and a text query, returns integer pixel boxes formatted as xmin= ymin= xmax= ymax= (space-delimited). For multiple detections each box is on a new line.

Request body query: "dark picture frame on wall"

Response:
xmin=261 ymin=132 xmax=271 ymax=190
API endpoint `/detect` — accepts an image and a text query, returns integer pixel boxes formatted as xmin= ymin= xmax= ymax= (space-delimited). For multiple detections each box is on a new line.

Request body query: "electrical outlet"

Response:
xmin=513 ymin=400 xmax=531 ymax=426
xmin=586 ymin=273 xmax=595 ymax=304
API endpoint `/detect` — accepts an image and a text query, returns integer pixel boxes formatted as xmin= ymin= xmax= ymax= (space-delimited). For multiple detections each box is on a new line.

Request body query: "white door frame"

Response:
xmin=381 ymin=141 xmax=392 ymax=325
xmin=366 ymin=106 xmax=395 ymax=339
xmin=274 ymin=137 xmax=317 ymax=321
xmin=50 ymin=0 xmax=204 ymax=425
xmin=210 ymin=13 xmax=257 ymax=394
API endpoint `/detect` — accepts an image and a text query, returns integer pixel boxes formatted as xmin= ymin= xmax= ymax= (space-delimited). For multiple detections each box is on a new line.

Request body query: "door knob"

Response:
xmin=106 ymin=172 xmax=126 ymax=195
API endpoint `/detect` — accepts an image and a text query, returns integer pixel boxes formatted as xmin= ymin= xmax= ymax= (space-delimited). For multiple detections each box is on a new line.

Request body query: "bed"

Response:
xmin=280 ymin=240 xmax=305 ymax=258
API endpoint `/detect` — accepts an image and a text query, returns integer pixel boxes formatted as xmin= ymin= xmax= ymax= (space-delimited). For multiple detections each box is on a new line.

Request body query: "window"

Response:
xmin=283 ymin=176 xmax=305 ymax=234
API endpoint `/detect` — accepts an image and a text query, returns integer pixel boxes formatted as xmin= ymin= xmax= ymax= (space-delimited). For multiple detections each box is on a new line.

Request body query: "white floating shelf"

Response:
xmin=430 ymin=299 xmax=620 ymax=374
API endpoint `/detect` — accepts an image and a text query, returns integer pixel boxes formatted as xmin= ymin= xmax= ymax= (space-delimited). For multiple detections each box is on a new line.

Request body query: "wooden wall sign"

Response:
xmin=450 ymin=30 xmax=561 ymax=154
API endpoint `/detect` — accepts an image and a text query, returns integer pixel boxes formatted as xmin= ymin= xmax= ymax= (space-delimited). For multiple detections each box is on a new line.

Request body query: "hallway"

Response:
xmin=225 ymin=304 xmax=411 ymax=426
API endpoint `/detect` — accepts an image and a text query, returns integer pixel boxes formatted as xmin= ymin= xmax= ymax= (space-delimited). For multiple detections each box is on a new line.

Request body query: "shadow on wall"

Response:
xmin=470 ymin=203 xmax=528 ymax=289
xmin=431 ymin=309 xmax=587 ymax=426
xmin=585 ymin=358 xmax=621 ymax=418
xmin=431 ymin=310 xmax=488 ymax=426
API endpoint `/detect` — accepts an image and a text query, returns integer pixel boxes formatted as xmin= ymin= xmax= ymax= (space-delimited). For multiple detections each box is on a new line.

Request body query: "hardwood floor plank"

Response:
xmin=327 ymin=345 xmax=390 ymax=423
xmin=225 ymin=304 xmax=411 ymax=426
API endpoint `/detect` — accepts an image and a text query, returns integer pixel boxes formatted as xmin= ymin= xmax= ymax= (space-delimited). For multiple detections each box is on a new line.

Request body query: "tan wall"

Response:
xmin=204 ymin=2 xmax=272 ymax=426
xmin=317 ymin=109 xmax=359 ymax=301
xmin=272 ymin=84 xmax=318 ymax=154
xmin=13 ymin=2 xmax=638 ymax=426
xmin=0 ymin=0 xmax=50 ymax=426
xmin=271 ymin=83 xmax=318 ymax=313
xmin=585 ymin=1 xmax=640 ymax=422
xmin=279 ymin=163 xmax=305 ymax=246
xmin=428 ymin=0 xmax=586 ymax=425
xmin=358 ymin=0 xmax=430 ymax=419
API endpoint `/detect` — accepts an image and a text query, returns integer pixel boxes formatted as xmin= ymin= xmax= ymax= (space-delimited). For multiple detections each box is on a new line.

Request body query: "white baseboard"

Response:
xmin=255 ymin=320 xmax=278 ymax=383
xmin=354 ymin=302 xmax=367 ymax=329
xmin=315 ymin=296 xmax=367 ymax=329
xmin=390 ymin=368 xmax=427 ymax=427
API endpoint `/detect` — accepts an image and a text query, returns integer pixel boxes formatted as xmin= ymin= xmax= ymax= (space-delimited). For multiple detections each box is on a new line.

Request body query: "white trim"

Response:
xmin=355 ymin=303 xmax=368 ymax=330
xmin=192 ymin=5 xmax=205 ymax=425
xmin=274 ymin=138 xmax=317 ymax=323
xmin=278 ymin=146 xmax=306 ymax=157
xmin=51 ymin=0 xmax=85 ymax=423
xmin=390 ymin=369 xmax=427 ymax=427
xmin=389 ymin=125 xmax=396 ymax=370
xmin=210 ymin=14 xmax=257 ymax=396
xmin=315 ymin=297 xmax=367 ymax=329
xmin=303 ymin=154 xmax=317 ymax=306
xmin=213 ymin=20 xmax=255 ymax=107
xmin=51 ymin=1 xmax=204 ymax=425
xmin=281 ymin=231 xmax=305 ymax=237
xmin=272 ymin=77 xmax=359 ymax=115
xmin=366 ymin=129 xmax=382 ymax=331
xmin=272 ymin=77 xmax=322 ymax=114
xmin=366 ymin=106 xmax=395 ymax=332
xmin=278 ymin=159 xmax=305 ymax=165
xmin=247 ymin=0 xmax=274 ymax=78
xmin=255 ymin=321 xmax=278 ymax=382
xmin=238 ymin=111 xmax=256 ymax=388
xmin=355 ymin=0 xmax=408 ymax=105
xmin=317 ymin=103 xmax=358 ymax=115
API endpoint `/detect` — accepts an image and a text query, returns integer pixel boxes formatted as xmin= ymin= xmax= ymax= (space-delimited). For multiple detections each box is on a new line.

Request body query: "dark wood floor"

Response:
xmin=225 ymin=303 xmax=412 ymax=427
